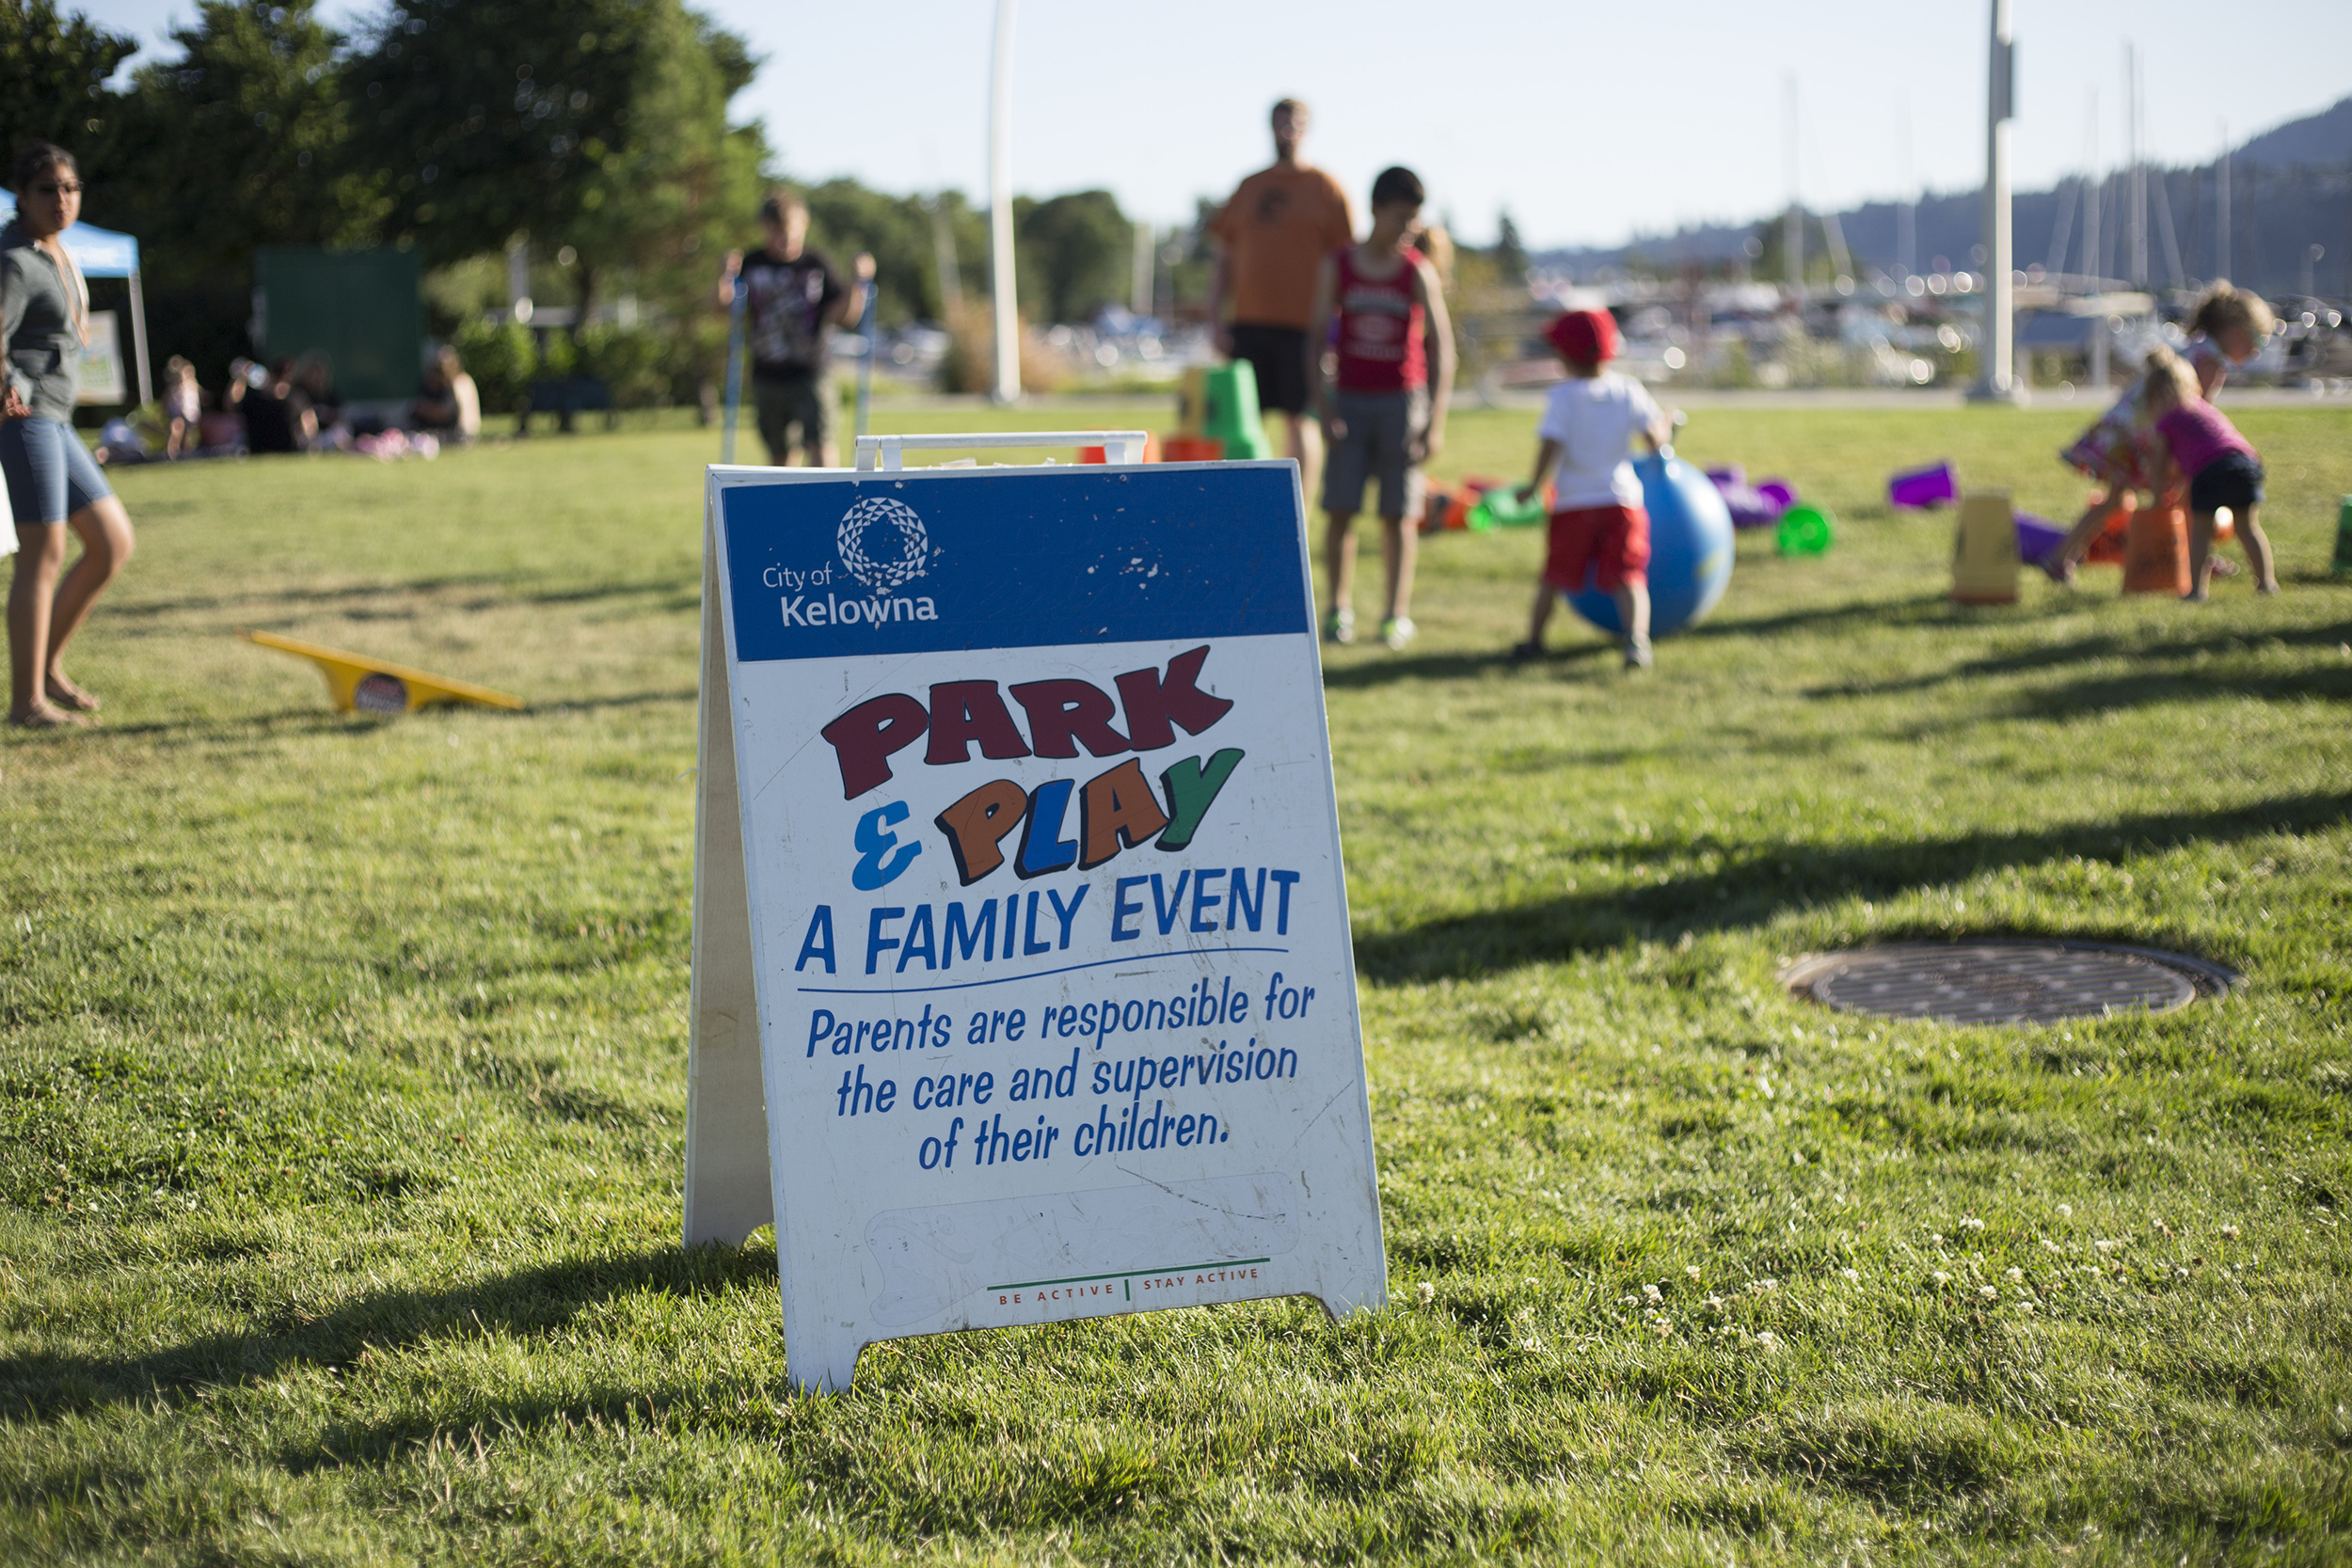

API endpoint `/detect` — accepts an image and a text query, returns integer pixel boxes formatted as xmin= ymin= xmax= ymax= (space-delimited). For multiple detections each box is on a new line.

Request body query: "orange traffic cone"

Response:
xmin=2121 ymin=503 xmax=2190 ymax=595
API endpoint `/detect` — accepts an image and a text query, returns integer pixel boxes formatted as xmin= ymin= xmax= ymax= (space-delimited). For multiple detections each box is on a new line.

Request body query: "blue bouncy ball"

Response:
xmin=1564 ymin=448 xmax=1736 ymax=637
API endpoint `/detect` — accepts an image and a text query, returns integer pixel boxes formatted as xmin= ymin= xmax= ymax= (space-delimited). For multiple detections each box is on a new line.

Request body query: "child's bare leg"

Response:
xmin=2233 ymin=505 xmax=2277 ymax=591
xmin=1524 ymin=581 xmax=1555 ymax=645
xmin=1619 ymin=581 xmax=1651 ymax=644
xmin=1615 ymin=579 xmax=1652 ymax=666
xmin=1380 ymin=514 xmax=1416 ymax=622
xmin=2185 ymin=511 xmax=2215 ymax=599
xmin=1323 ymin=511 xmax=1358 ymax=617
xmin=2049 ymin=491 xmax=2123 ymax=578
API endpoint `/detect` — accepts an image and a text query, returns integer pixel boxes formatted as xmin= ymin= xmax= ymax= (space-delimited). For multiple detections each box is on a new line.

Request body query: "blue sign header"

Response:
xmin=720 ymin=465 xmax=1310 ymax=662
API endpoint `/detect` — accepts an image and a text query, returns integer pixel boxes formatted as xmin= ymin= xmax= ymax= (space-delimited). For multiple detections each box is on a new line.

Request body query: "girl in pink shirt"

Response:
xmin=2138 ymin=344 xmax=2274 ymax=599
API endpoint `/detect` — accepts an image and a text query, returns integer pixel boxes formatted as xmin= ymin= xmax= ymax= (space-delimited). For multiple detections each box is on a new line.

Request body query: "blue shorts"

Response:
xmin=0 ymin=416 xmax=112 ymax=526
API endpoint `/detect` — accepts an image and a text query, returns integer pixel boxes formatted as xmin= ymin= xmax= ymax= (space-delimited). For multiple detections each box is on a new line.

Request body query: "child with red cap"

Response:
xmin=1508 ymin=308 xmax=1670 ymax=670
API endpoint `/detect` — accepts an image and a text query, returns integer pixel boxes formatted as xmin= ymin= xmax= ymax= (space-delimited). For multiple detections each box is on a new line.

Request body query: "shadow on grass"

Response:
xmin=1318 ymin=594 xmax=1960 ymax=690
xmin=1354 ymin=785 xmax=2352 ymax=981
xmin=1807 ymin=617 xmax=2352 ymax=701
xmin=105 ymin=574 xmax=698 ymax=626
xmin=0 ymin=1243 xmax=775 ymax=1432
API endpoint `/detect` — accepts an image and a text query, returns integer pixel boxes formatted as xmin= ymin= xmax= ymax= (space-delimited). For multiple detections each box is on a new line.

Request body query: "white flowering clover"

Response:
xmin=1840 ymin=1268 xmax=1860 ymax=1283
xmin=1416 ymin=1281 xmax=1436 ymax=1305
xmin=1961 ymin=1217 xmax=1987 ymax=1231
xmin=1932 ymin=1271 xmax=1952 ymax=1285
xmin=1979 ymin=1286 xmax=1999 ymax=1300
xmin=2058 ymin=1203 xmax=2074 ymax=1218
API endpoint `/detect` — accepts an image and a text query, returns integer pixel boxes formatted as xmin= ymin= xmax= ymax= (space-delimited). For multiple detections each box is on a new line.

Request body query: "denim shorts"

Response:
xmin=2187 ymin=450 xmax=2263 ymax=515
xmin=0 ymin=416 xmax=112 ymax=526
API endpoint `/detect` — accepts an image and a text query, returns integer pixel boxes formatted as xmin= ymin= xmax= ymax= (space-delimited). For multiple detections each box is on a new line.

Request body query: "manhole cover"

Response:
xmin=1780 ymin=941 xmax=2237 ymax=1025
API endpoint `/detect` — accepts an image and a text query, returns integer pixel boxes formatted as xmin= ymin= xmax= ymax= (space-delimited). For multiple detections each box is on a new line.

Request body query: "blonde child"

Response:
xmin=2183 ymin=279 xmax=2276 ymax=396
xmin=2044 ymin=281 xmax=2275 ymax=585
xmin=2137 ymin=344 xmax=2274 ymax=599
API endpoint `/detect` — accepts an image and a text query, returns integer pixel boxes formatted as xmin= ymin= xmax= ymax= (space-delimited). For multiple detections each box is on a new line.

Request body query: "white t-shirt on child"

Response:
xmin=1536 ymin=372 xmax=1662 ymax=509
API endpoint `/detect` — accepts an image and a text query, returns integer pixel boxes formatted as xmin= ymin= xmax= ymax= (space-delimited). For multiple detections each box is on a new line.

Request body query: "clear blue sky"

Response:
xmin=90 ymin=0 xmax=2350 ymax=248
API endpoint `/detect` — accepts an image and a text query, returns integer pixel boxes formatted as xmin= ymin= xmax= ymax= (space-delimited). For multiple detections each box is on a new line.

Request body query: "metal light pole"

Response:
xmin=1971 ymin=0 xmax=2023 ymax=402
xmin=987 ymin=0 xmax=1020 ymax=404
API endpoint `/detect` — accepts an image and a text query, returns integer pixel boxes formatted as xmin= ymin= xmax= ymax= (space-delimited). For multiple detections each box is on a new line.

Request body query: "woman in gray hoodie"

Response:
xmin=4 ymin=142 xmax=135 ymax=728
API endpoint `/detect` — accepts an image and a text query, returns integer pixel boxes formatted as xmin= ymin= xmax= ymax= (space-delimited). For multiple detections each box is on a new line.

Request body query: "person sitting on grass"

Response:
xmin=1302 ymin=165 xmax=1452 ymax=651
xmin=2137 ymin=344 xmax=2276 ymax=601
xmin=1508 ymin=308 xmax=1669 ymax=672
xmin=412 ymin=347 xmax=481 ymax=443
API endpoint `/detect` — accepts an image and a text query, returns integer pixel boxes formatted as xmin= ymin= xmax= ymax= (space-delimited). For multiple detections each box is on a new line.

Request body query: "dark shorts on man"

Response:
xmin=0 ymin=416 xmax=112 ymax=524
xmin=754 ymin=369 xmax=833 ymax=463
xmin=1543 ymin=503 xmax=1651 ymax=594
xmin=1227 ymin=323 xmax=1310 ymax=415
xmin=2188 ymin=451 xmax=2263 ymax=515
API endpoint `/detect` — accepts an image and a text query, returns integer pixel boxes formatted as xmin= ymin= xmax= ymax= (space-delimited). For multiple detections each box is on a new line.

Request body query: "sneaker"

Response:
xmin=1623 ymin=637 xmax=1654 ymax=671
xmin=1324 ymin=608 xmax=1356 ymax=644
xmin=1507 ymin=639 xmax=1544 ymax=667
xmin=1379 ymin=616 xmax=1416 ymax=651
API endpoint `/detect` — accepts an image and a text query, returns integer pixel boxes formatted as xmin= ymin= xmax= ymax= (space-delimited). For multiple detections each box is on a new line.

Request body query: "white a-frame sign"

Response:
xmin=684 ymin=433 xmax=1385 ymax=1393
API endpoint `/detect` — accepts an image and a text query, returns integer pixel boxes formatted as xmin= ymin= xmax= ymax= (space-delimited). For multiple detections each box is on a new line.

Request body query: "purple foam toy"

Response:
xmin=1706 ymin=466 xmax=1796 ymax=531
xmin=2014 ymin=512 xmax=2065 ymax=565
xmin=1888 ymin=460 xmax=1959 ymax=510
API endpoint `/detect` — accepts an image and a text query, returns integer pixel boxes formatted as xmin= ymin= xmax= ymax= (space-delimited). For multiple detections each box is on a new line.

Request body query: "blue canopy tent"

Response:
xmin=0 ymin=192 xmax=151 ymax=406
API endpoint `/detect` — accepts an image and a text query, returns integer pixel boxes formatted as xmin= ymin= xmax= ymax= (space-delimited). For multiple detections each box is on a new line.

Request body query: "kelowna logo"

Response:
xmin=837 ymin=496 xmax=930 ymax=596
xmin=770 ymin=496 xmax=941 ymax=628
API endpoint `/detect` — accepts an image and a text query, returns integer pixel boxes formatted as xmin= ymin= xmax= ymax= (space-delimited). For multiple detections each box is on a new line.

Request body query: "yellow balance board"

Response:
xmin=241 ymin=630 xmax=525 ymax=715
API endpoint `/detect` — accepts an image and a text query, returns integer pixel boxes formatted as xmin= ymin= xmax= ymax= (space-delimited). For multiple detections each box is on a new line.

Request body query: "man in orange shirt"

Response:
xmin=1208 ymin=99 xmax=1355 ymax=475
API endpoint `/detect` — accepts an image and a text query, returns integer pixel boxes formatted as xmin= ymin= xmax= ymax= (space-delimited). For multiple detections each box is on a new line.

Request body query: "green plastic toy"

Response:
xmin=1474 ymin=485 xmax=1548 ymax=530
xmin=1777 ymin=503 xmax=1834 ymax=556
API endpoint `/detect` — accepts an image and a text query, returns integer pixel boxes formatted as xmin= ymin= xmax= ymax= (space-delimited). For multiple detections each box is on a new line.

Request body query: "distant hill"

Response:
xmin=1534 ymin=94 xmax=2352 ymax=303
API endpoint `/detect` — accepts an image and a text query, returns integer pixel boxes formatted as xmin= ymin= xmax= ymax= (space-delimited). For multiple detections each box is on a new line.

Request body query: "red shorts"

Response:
xmin=1543 ymin=503 xmax=1650 ymax=593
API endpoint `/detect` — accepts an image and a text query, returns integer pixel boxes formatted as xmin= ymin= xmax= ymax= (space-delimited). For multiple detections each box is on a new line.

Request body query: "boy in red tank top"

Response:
xmin=1302 ymin=166 xmax=1454 ymax=650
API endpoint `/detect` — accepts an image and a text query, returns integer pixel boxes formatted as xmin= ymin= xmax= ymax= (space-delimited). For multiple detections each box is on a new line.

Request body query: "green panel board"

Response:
xmin=254 ymin=247 xmax=421 ymax=404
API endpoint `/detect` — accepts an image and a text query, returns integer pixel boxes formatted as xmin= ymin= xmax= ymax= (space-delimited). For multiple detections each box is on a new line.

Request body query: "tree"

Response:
xmin=1492 ymin=210 xmax=1529 ymax=288
xmin=344 ymin=0 xmax=765 ymax=325
xmin=1014 ymin=190 xmax=1130 ymax=325
xmin=110 ymin=2 xmax=368 ymax=289
xmin=0 ymin=0 xmax=137 ymax=173
xmin=803 ymin=180 xmax=984 ymax=325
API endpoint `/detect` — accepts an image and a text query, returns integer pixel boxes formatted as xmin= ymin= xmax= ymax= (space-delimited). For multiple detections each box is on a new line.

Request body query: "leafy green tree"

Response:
xmin=0 ymin=0 xmax=137 ymax=174
xmin=801 ymin=180 xmax=985 ymax=325
xmin=346 ymin=0 xmax=765 ymax=330
xmin=110 ymin=2 xmax=368 ymax=290
xmin=1014 ymin=189 xmax=1131 ymax=324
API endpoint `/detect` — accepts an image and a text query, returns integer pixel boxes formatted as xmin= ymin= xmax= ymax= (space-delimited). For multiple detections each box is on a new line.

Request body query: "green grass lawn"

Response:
xmin=3 ymin=402 xmax=2349 ymax=1564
